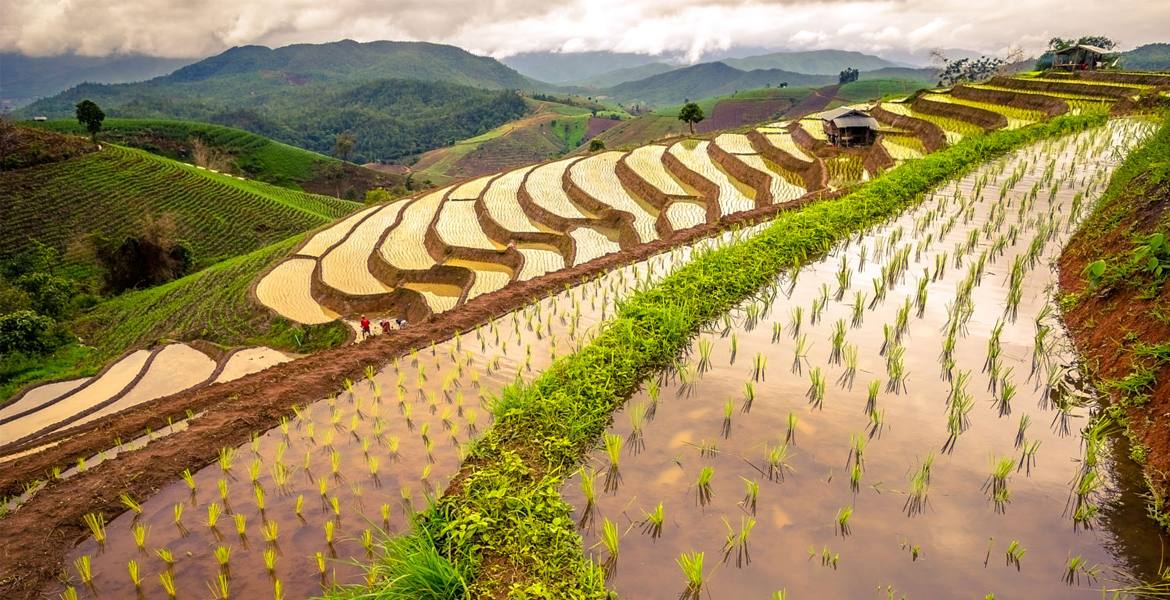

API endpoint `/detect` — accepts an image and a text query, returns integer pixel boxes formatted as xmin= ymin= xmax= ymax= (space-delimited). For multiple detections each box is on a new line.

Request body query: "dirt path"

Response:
xmin=784 ymin=84 xmax=841 ymax=119
xmin=0 ymin=188 xmax=842 ymax=600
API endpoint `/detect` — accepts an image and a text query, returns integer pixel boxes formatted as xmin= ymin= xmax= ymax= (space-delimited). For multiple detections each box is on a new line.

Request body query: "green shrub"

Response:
xmin=13 ymin=272 xmax=76 ymax=319
xmin=0 ymin=310 xmax=70 ymax=355
xmin=365 ymin=188 xmax=392 ymax=205
xmin=328 ymin=525 xmax=471 ymax=600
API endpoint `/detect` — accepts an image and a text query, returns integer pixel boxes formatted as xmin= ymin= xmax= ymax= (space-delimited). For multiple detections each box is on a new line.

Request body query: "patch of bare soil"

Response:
xmin=696 ymin=97 xmax=793 ymax=133
xmin=784 ymin=84 xmax=840 ymax=120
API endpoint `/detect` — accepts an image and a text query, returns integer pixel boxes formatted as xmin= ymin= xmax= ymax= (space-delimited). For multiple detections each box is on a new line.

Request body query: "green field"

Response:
xmin=836 ymin=78 xmax=932 ymax=102
xmin=30 ymin=118 xmax=394 ymax=191
xmin=1 ymin=143 xmax=362 ymax=271
xmin=652 ymin=86 xmax=814 ymax=118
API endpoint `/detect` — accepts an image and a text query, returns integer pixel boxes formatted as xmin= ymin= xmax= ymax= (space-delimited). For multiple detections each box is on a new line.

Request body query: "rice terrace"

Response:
xmin=2 ymin=4 xmax=1170 ymax=599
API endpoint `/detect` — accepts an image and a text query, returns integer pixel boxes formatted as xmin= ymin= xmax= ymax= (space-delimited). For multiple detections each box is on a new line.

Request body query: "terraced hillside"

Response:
xmin=30 ymin=118 xmax=407 ymax=195
xmin=257 ymin=71 xmax=1170 ymax=329
xmin=1 ymin=139 xmax=363 ymax=268
xmin=258 ymin=124 xmax=856 ymax=324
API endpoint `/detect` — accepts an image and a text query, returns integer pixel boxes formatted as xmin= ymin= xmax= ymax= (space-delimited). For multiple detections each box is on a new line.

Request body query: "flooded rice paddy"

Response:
xmin=562 ymin=120 xmax=1167 ymax=599
xmin=49 ymin=227 xmax=765 ymax=600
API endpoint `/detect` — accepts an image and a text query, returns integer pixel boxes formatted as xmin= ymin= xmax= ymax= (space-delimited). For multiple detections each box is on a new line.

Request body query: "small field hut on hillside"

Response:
xmin=1052 ymin=44 xmax=1110 ymax=70
xmin=818 ymin=107 xmax=878 ymax=147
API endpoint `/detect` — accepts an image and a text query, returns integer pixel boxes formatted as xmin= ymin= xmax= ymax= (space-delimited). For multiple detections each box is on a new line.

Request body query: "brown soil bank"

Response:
xmin=1058 ymin=114 xmax=1170 ymax=523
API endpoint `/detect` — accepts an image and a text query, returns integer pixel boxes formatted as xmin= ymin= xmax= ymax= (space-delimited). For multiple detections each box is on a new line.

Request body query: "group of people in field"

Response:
xmin=359 ymin=315 xmax=407 ymax=339
xmin=355 ymin=241 xmax=519 ymax=340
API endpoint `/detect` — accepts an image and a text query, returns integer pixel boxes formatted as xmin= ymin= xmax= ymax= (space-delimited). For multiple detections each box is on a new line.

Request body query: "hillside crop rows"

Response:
xmin=920 ymin=93 xmax=1044 ymax=129
xmin=1 ymin=146 xmax=361 ymax=263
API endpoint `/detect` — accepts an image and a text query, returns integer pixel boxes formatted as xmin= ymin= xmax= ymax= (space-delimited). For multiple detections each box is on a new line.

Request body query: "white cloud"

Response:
xmin=1 ymin=0 xmax=1166 ymax=60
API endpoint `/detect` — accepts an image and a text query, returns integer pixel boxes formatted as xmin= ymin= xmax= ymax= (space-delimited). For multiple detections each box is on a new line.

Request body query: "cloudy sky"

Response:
xmin=2 ymin=0 xmax=1167 ymax=62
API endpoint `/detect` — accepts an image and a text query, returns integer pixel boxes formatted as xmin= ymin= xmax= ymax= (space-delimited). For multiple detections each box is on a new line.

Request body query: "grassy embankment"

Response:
xmin=1058 ymin=112 xmax=1170 ymax=525
xmin=328 ymin=112 xmax=1109 ymax=598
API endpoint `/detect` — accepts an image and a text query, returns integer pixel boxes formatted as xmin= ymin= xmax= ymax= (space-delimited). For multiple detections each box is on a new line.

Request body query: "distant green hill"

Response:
xmin=16 ymin=40 xmax=539 ymax=162
xmin=164 ymin=40 xmax=535 ymax=89
xmin=502 ymin=51 xmax=667 ymax=84
xmin=31 ymin=118 xmax=407 ymax=196
xmin=601 ymin=62 xmax=935 ymax=108
xmin=721 ymin=49 xmax=900 ymax=74
xmin=1118 ymin=43 xmax=1170 ymax=71
xmin=1 ymin=126 xmax=361 ymax=273
xmin=570 ymin=63 xmax=681 ymax=88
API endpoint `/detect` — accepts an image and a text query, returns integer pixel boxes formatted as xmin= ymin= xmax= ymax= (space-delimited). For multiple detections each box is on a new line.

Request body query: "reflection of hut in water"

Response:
xmin=1052 ymin=44 xmax=1109 ymax=71
xmin=818 ymin=107 xmax=878 ymax=147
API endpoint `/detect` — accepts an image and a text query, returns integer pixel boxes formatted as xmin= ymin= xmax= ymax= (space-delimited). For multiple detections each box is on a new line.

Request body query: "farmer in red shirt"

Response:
xmin=360 ymin=316 xmax=371 ymax=339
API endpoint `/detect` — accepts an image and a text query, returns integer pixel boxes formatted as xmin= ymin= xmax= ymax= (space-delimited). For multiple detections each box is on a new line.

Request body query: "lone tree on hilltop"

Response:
xmin=678 ymin=102 xmax=705 ymax=134
xmin=75 ymin=99 xmax=105 ymax=144
xmin=333 ymin=132 xmax=355 ymax=162
xmin=838 ymin=68 xmax=859 ymax=84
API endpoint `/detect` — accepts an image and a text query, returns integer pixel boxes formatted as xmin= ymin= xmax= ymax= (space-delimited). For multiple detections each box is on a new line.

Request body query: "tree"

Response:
xmin=678 ymin=103 xmax=705 ymax=134
xmin=1049 ymin=36 xmax=1116 ymax=51
xmin=0 ymin=311 xmax=68 ymax=356
xmin=838 ymin=68 xmax=860 ymax=84
xmin=935 ymin=56 xmax=1006 ymax=87
xmin=365 ymin=188 xmax=391 ymax=205
xmin=1076 ymin=36 xmax=1116 ymax=50
xmin=13 ymin=272 xmax=75 ymax=319
xmin=75 ymin=99 xmax=105 ymax=144
xmin=333 ymin=132 xmax=355 ymax=162
xmin=588 ymin=138 xmax=606 ymax=152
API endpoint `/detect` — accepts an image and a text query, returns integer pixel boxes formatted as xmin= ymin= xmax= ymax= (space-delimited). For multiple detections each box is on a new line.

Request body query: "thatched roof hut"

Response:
xmin=818 ymin=107 xmax=878 ymax=147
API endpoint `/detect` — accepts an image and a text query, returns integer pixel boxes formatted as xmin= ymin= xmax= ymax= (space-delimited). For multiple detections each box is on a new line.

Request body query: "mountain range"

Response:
xmin=0 ymin=53 xmax=198 ymax=109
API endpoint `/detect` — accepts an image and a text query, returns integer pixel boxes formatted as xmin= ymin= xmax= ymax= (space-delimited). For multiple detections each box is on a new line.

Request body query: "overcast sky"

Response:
xmin=2 ymin=0 xmax=1167 ymax=62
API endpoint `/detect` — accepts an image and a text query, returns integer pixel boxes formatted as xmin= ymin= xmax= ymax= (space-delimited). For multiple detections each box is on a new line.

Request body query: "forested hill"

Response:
xmin=720 ymin=49 xmax=901 ymax=74
xmin=1118 ymin=43 xmax=1170 ymax=71
xmin=161 ymin=40 xmax=535 ymax=89
xmin=15 ymin=41 xmax=540 ymax=163
xmin=599 ymin=61 xmax=935 ymax=108
xmin=20 ymin=82 xmax=530 ymax=165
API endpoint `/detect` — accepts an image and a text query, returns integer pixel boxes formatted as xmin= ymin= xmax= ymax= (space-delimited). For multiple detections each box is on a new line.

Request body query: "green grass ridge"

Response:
xmin=326 ymin=112 xmax=1108 ymax=599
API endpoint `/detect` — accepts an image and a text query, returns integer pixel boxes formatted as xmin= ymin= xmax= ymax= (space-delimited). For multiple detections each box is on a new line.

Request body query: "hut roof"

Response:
xmin=1054 ymin=44 xmax=1110 ymax=56
xmin=818 ymin=107 xmax=877 ymax=129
